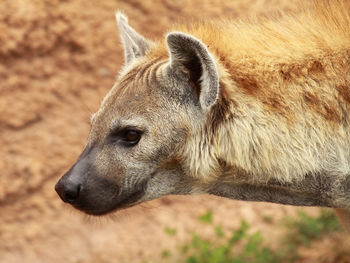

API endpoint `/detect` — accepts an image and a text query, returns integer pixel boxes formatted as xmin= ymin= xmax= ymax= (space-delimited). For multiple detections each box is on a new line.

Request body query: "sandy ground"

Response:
xmin=1 ymin=0 xmax=349 ymax=262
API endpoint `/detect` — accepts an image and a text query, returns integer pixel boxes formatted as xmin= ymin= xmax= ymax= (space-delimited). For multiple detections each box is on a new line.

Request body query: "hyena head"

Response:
xmin=55 ymin=13 xmax=220 ymax=215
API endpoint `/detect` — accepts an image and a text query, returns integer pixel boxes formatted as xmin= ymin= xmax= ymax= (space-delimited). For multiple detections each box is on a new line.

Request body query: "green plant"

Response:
xmin=285 ymin=209 xmax=343 ymax=246
xmin=165 ymin=212 xmax=288 ymax=263
xmin=161 ymin=249 xmax=171 ymax=258
xmin=186 ymin=220 xmax=288 ymax=263
xmin=165 ymin=227 xmax=177 ymax=236
xmin=159 ymin=209 xmax=343 ymax=263
xmin=198 ymin=210 xmax=213 ymax=224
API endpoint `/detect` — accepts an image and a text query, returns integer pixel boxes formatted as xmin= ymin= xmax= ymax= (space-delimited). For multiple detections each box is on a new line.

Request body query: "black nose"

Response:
xmin=55 ymin=178 xmax=81 ymax=204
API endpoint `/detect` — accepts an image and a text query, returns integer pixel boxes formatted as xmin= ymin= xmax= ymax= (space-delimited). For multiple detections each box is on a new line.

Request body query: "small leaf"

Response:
xmin=262 ymin=215 xmax=273 ymax=223
xmin=182 ymin=244 xmax=190 ymax=254
xmin=215 ymin=225 xmax=224 ymax=238
xmin=165 ymin=227 xmax=177 ymax=236
xmin=186 ymin=256 xmax=198 ymax=263
xmin=199 ymin=211 xmax=213 ymax=224
xmin=161 ymin=250 xmax=171 ymax=258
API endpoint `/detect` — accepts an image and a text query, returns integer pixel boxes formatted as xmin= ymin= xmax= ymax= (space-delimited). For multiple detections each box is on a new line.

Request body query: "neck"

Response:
xmin=184 ymin=170 xmax=337 ymax=207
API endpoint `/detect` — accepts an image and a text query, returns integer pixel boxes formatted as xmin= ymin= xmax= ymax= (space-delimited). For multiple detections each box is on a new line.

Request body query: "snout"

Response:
xmin=55 ymin=146 xmax=146 ymax=215
xmin=55 ymin=177 xmax=82 ymax=204
xmin=55 ymin=164 xmax=121 ymax=215
xmin=54 ymin=159 xmax=126 ymax=215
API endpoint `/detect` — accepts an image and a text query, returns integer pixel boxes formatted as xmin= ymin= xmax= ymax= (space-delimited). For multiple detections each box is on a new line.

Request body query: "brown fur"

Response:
xmin=147 ymin=0 xmax=350 ymax=127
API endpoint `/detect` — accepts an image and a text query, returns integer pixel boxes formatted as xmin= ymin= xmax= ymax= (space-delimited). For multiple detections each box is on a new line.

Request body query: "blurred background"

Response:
xmin=1 ymin=0 xmax=350 ymax=262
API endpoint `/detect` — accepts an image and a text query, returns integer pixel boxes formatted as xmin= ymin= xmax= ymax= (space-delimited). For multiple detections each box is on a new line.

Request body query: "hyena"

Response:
xmin=56 ymin=0 xmax=350 ymax=231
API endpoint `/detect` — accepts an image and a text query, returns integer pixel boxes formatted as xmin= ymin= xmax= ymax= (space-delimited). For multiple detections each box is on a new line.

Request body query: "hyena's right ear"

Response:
xmin=115 ymin=12 xmax=151 ymax=65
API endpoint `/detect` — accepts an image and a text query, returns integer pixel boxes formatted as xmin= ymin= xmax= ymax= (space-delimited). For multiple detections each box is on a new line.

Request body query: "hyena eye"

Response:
xmin=109 ymin=128 xmax=142 ymax=147
xmin=124 ymin=130 xmax=141 ymax=143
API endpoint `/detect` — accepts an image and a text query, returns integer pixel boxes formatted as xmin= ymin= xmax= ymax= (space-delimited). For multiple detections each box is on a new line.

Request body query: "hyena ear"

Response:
xmin=115 ymin=12 xmax=151 ymax=65
xmin=166 ymin=32 xmax=219 ymax=110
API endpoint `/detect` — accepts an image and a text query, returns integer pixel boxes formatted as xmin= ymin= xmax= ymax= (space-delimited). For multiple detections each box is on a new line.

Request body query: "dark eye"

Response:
xmin=124 ymin=130 xmax=141 ymax=143
xmin=109 ymin=129 xmax=142 ymax=147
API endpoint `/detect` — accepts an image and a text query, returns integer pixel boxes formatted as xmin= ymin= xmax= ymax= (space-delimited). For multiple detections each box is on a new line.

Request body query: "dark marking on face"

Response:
xmin=55 ymin=143 xmax=147 ymax=216
xmin=114 ymin=58 xmax=161 ymax=99
xmin=147 ymin=59 xmax=166 ymax=87
xmin=73 ymin=170 xmax=120 ymax=215
xmin=82 ymin=179 xmax=147 ymax=215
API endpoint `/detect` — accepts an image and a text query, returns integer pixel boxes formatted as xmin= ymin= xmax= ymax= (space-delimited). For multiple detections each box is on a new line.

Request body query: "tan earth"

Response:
xmin=1 ymin=0 xmax=350 ymax=262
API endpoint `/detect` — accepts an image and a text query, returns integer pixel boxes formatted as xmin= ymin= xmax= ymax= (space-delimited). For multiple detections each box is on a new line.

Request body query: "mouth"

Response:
xmin=77 ymin=183 xmax=147 ymax=216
